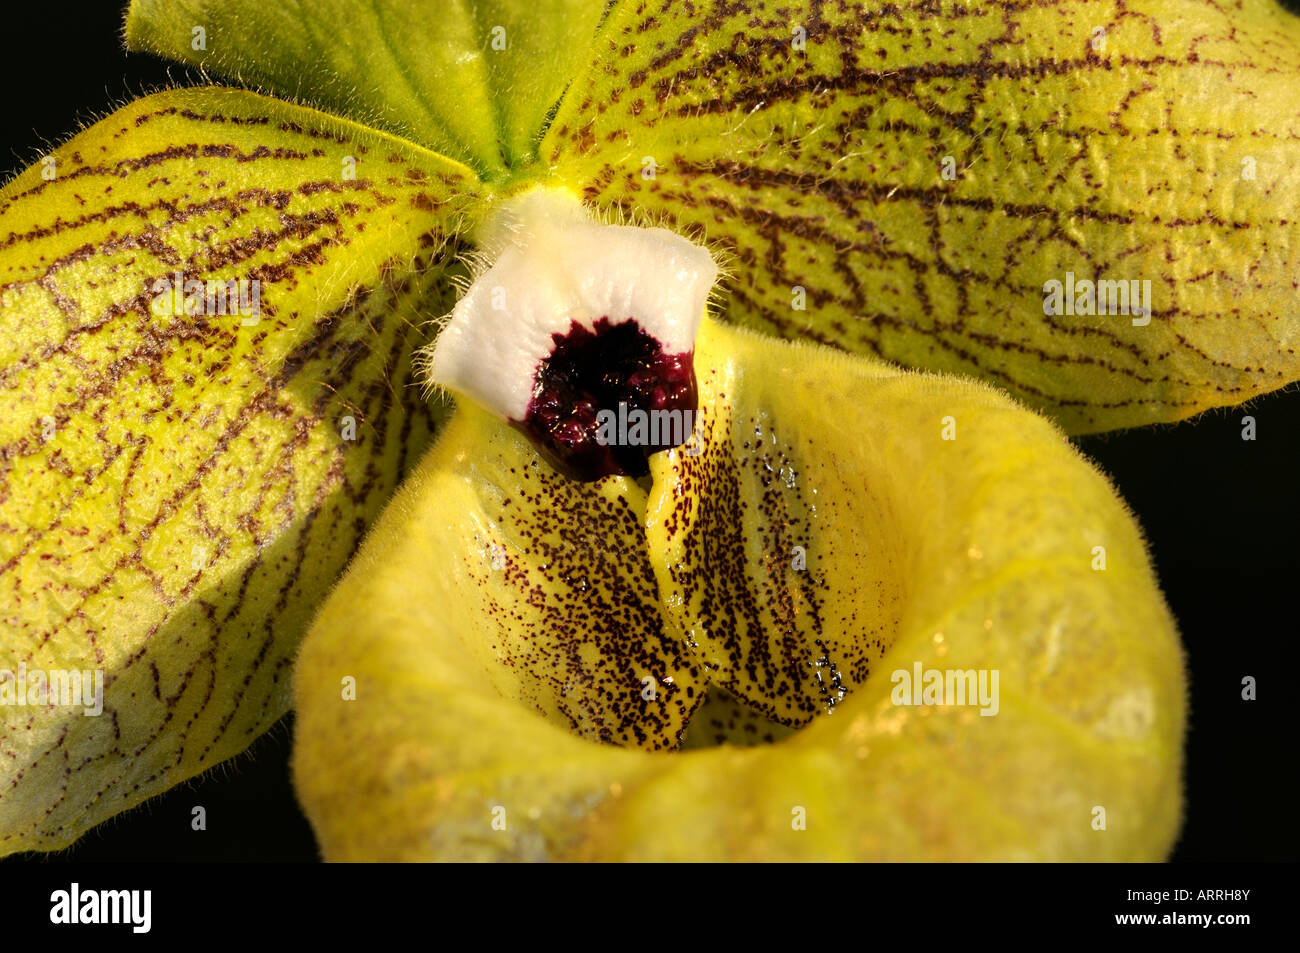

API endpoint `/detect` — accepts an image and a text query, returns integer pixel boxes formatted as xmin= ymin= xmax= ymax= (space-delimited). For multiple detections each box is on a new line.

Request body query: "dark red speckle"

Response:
xmin=515 ymin=316 xmax=696 ymax=481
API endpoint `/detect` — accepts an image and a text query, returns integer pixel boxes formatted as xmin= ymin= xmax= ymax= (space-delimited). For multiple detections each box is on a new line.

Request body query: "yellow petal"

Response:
xmin=0 ymin=88 xmax=474 ymax=854
xmin=540 ymin=0 xmax=1300 ymax=433
xmin=294 ymin=317 xmax=1185 ymax=861
xmin=310 ymin=403 xmax=705 ymax=749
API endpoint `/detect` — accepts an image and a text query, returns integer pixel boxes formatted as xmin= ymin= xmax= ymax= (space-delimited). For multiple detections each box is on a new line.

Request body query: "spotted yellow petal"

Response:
xmin=293 ymin=317 xmax=1184 ymax=861
xmin=539 ymin=0 xmax=1300 ymax=434
xmin=303 ymin=403 xmax=706 ymax=754
xmin=0 ymin=87 xmax=475 ymax=854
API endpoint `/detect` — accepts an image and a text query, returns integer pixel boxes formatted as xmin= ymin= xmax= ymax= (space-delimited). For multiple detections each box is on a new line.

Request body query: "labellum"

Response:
xmin=424 ymin=189 xmax=717 ymax=480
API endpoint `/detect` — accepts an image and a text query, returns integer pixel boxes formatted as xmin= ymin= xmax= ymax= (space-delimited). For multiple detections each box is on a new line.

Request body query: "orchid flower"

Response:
xmin=4 ymin=0 xmax=1296 ymax=861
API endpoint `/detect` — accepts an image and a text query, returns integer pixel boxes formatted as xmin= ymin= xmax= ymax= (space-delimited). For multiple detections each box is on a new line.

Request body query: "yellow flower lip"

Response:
xmin=294 ymin=316 xmax=1187 ymax=861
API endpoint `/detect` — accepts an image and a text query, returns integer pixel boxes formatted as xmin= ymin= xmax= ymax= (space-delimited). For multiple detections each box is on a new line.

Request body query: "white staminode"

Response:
xmin=426 ymin=188 xmax=718 ymax=422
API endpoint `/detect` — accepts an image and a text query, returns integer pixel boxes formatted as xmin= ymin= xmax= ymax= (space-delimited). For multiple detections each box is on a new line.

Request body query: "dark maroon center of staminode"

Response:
xmin=514 ymin=316 xmax=697 ymax=481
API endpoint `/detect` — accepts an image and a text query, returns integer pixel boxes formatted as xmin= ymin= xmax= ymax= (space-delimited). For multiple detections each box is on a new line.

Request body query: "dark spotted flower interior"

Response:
xmin=516 ymin=316 xmax=697 ymax=480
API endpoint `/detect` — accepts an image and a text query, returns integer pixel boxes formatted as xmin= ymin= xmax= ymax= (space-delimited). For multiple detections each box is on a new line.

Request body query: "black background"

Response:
xmin=1 ymin=3 xmax=1295 ymax=863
